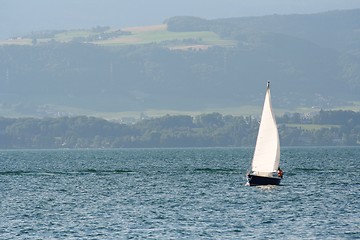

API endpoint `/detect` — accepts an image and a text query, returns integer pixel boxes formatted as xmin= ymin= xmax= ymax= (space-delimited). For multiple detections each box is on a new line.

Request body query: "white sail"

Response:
xmin=251 ymin=82 xmax=280 ymax=177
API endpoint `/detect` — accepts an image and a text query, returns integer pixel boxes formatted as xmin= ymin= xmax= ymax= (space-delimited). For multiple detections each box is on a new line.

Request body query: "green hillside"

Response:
xmin=0 ymin=10 xmax=360 ymax=118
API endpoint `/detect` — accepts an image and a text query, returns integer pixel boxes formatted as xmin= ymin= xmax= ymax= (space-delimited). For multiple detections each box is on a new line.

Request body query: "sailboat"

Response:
xmin=246 ymin=81 xmax=282 ymax=186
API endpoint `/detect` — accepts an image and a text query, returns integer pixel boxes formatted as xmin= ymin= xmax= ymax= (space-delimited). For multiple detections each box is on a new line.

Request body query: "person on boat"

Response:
xmin=277 ymin=167 xmax=283 ymax=178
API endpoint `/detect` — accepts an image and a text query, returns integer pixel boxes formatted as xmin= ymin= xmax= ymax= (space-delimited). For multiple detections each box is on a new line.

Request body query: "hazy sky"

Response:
xmin=1 ymin=0 xmax=360 ymax=39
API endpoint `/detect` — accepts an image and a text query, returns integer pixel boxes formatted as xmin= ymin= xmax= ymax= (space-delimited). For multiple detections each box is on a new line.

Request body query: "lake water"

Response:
xmin=0 ymin=147 xmax=359 ymax=239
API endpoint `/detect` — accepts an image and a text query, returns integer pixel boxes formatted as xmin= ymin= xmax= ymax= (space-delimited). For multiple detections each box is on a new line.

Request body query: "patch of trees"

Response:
xmin=23 ymin=30 xmax=65 ymax=39
xmin=72 ymin=29 xmax=131 ymax=43
xmin=0 ymin=110 xmax=359 ymax=149
xmin=165 ymin=16 xmax=211 ymax=32
xmin=22 ymin=27 xmax=132 ymax=46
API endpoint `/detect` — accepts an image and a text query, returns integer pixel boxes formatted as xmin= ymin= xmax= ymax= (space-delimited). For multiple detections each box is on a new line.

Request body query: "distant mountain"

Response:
xmin=0 ymin=9 xmax=360 ymax=117
xmin=167 ymin=9 xmax=360 ymax=54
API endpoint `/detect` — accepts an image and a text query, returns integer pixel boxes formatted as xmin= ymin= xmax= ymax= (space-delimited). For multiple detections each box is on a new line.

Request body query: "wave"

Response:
xmin=293 ymin=167 xmax=323 ymax=172
xmin=0 ymin=169 xmax=134 ymax=176
xmin=80 ymin=169 xmax=134 ymax=174
xmin=0 ymin=170 xmax=33 ymax=175
xmin=293 ymin=167 xmax=342 ymax=173
xmin=193 ymin=168 xmax=238 ymax=173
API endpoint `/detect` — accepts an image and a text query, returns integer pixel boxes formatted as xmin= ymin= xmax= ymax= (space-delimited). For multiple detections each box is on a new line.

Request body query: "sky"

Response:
xmin=1 ymin=0 xmax=360 ymax=39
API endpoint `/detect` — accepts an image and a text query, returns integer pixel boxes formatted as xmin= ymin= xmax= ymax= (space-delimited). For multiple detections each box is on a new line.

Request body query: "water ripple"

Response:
xmin=0 ymin=147 xmax=359 ymax=239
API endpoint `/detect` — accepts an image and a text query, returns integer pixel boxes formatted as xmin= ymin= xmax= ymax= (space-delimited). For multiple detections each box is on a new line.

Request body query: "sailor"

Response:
xmin=277 ymin=167 xmax=283 ymax=178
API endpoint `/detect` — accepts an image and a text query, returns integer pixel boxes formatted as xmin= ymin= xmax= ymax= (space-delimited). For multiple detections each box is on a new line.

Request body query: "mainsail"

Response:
xmin=251 ymin=82 xmax=280 ymax=177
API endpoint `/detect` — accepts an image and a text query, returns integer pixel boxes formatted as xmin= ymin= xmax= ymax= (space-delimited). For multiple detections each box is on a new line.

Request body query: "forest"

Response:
xmin=1 ymin=9 xmax=360 ymax=116
xmin=0 ymin=110 xmax=359 ymax=149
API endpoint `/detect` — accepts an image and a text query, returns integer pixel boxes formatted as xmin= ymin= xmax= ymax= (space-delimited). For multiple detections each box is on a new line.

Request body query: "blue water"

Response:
xmin=0 ymin=147 xmax=359 ymax=239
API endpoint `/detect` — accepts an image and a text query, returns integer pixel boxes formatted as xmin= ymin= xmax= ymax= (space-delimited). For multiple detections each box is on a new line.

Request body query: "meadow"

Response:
xmin=0 ymin=24 xmax=236 ymax=49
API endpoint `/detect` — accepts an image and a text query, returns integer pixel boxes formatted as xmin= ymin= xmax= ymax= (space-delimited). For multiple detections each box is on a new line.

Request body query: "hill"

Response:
xmin=0 ymin=9 xmax=360 ymax=118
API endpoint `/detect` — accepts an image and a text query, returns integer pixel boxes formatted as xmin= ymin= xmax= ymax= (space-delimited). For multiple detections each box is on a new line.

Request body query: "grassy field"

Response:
xmin=284 ymin=123 xmax=340 ymax=130
xmin=97 ymin=24 xmax=235 ymax=48
xmin=54 ymin=30 xmax=95 ymax=42
xmin=0 ymin=24 xmax=236 ymax=49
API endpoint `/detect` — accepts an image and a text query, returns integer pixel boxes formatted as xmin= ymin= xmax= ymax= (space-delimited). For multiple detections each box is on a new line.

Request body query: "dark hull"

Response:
xmin=247 ymin=174 xmax=281 ymax=186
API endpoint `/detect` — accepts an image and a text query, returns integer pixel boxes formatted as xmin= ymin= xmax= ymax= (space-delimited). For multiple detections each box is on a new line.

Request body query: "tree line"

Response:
xmin=0 ymin=110 xmax=359 ymax=149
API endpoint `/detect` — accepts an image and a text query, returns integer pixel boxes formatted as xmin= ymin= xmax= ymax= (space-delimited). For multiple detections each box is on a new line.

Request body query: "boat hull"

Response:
xmin=247 ymin=174 xmax=281 ymax=186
